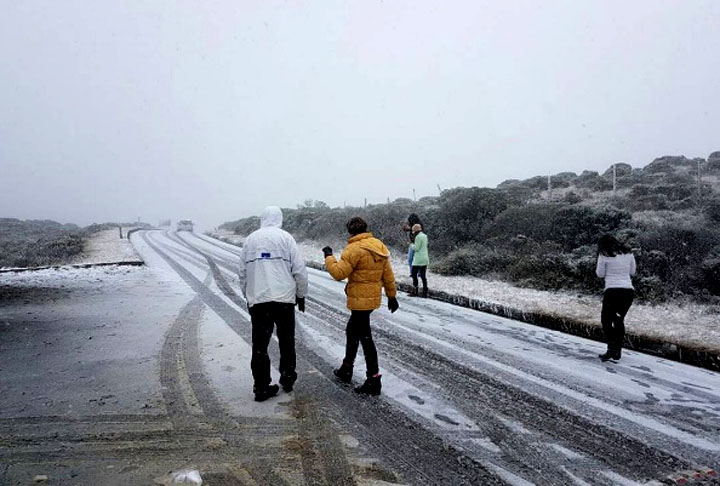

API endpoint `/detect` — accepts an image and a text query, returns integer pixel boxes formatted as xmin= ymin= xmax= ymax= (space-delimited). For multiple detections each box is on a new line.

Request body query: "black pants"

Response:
xmin=343 ymin=310 xmax=379 ymax=378
xmin=601 ymin=288 xmax=634 ymax=355
xmin=411 ymin=265 xmax=427 ymax=290
xmin=249 ymin=302 xmax=297 ymax=389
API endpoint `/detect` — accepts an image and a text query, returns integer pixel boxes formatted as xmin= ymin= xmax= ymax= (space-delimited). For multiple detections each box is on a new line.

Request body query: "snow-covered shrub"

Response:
xmin=0 ymin=219 xmax=86 ymax=268
xmin=636 ymin=223 xmax=720 ymax=299
xmin=704 ymin=196 xmax=720 ymax=224
xmin=700 ymin=249 xmax=720 ymax=296
xmin=433 ymin=244 xmax=508 ymax=277
xmin=432 ymin=187 xmax=515 ymax=251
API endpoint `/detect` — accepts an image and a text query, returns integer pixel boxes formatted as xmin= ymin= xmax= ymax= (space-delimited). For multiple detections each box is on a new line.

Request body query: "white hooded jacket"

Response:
xmin=238 ymin=206 xmax=308 ymax=307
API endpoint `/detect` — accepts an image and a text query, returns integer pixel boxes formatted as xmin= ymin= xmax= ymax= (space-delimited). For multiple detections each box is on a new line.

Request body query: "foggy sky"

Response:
xmin=1 ymin=1 xmax=719 ymax=229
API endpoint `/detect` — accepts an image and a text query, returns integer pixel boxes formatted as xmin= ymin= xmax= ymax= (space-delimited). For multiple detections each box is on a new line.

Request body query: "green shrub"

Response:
xmin=432 ymin=187 xmax=515 ymax=251
xmin=704 ymin=196 xmax=720 ymax=223
xmin=701 ymin=250 xmax=720 ymax=296
xmin=549 ymin=205 xmax=631 ymax=250
xmin=0 ymin=219 xmax=86 ymax=268
xmin=634 ymin=275 xmax=670 ymax=301
xmin=483 ymin=204 xmax=630 ymax=251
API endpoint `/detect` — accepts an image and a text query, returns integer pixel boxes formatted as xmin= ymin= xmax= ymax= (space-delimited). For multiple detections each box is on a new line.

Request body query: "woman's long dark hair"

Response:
xmin=598 ymin=234 xmax=630 ymax=257
xmin=408 ymin=213 xmax=423 ymax=227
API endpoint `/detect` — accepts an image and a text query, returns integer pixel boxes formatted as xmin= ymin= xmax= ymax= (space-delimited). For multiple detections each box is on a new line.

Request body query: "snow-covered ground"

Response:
xmin=213 ymin=230 xmax=720 ymax=354
xmin=0 ymin=264 xmax=147 ymax=290
xmin=73 ymin=228 xmax=143 ymax=265
xmin=152 ymin=230 xmax=720 ymax=484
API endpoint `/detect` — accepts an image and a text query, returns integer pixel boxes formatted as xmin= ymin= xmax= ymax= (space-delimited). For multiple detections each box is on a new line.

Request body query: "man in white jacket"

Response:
xmin=238 ymin=206 xmax=308 ymax=401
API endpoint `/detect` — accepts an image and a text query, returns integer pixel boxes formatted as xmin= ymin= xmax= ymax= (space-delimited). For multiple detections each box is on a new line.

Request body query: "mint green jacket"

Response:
xmin=411 ymin=232 xmax=429 ymax=266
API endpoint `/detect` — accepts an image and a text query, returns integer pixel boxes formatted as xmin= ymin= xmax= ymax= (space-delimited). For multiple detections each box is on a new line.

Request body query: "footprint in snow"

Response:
xmin=434 ymin=413 xmax=460 ymax=426
xmin=631 ymin=379 xmax=650 ymax=388
xmin=408 ymin=395 xmax=425 ymax=405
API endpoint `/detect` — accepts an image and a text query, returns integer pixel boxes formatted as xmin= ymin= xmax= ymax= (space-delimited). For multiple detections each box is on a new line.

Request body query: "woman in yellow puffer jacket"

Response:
xmin=323 ymin=217 xmax=399 ymax=396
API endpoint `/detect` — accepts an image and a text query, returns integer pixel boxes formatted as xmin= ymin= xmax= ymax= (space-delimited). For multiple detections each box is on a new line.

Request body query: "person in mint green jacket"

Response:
xmin=410 ymin=224 xmax=429 ymax=297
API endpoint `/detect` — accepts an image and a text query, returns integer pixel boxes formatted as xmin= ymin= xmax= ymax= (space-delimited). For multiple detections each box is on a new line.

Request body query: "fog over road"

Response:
xmin=2 ymin=230 xmax=719 ymax=485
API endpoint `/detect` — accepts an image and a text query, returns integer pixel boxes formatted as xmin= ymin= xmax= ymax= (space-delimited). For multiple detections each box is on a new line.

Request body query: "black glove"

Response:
xmin=296 ymin=296 xmax=305 ymax=313
xmin=322 ymin=246 xmax=333 ymax=258
xmin=388 ymin=297 xmax=399 ymax=313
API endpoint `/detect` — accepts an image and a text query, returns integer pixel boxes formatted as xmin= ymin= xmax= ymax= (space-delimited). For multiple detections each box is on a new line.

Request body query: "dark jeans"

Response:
xmin=249 ymin=302 xmax=297 ymax=389
xmin=411 ymin=265 xmax=427 ymax=290
xmin=601 ymin=288 xmax=634 ymax=355
xmin=343 ymin=310 xmax=379 ymax=378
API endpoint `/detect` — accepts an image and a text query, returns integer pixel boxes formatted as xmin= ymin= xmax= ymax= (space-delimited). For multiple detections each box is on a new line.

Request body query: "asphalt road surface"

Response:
xmin=1 ymin=229 xmax=719 ymax=485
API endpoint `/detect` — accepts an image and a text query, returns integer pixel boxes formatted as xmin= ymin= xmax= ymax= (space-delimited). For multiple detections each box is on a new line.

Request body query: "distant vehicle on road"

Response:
xmin=177 ymin=220 xmax=194 ymax=232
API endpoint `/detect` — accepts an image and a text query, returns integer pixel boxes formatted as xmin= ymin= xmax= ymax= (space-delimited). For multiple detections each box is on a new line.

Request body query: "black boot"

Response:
xmin=410 ymin=286 xmax=419 ymax=297
xmin=421 ymin=286 xmax=428 ymax=298
xmin=354 ymin=375 xmax=381 ymax=396
xmin=279 ymin=374 xmax=295 ymax=393
xmin=333 ymin=363 xmax=353 ymax=384
xmin=254 ymin=384 xmax=279 ymax=402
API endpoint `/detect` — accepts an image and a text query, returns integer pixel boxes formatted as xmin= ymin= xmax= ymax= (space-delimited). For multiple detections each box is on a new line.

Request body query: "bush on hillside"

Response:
xmin=575 ymin=172 xmax=612 ymax=191
xmin=482 ymin=204 xmax=630 ymax=251
xmin=701 ymin=249 xmax=720 ymax=296
xmin=0 ymin=219 xmax=86 ymax=268
xmin=635 ymin=223 xmax=720 ymax=298
xmin=435 ymin=241 xmax=602 ymax=293
xmin=549 ymin=205 xmax=631 ymax=250
xmin=431 ymin=187 xmax=515 ymax=251
xmin=704 ymin=196 xmax=720 ymax=223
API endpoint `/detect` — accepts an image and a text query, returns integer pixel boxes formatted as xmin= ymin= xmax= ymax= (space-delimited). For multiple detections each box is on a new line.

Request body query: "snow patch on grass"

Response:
xmin=75 ymin=229 xmax=142 ymax=265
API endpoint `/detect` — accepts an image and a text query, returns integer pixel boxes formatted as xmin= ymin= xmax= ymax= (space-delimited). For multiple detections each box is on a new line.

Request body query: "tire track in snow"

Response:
xmin=301 ymin=296 xmax=697 ymax=484
xmin=149 ymin=231 xmax=505 ymax=486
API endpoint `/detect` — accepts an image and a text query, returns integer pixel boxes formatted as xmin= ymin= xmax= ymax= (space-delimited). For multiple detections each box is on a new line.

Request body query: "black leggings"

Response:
xmin=411 ymin=265 xmax=427 ymax=289
xmin=249 ymin=302 xmax=297 ymax=388
xmin=343 ymin=310 xmax=379 ymax=378
xmin=601 ymin=288 xmax=634 ymax=354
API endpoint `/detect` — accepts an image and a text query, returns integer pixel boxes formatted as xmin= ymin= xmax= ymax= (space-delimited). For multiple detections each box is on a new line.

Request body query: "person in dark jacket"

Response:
xmin=595 ymin=234 xmax=636 ymax=362
xmin=322 ymin=217 xmax=399 ymax=396
xmin=403 ymin=214 xmax=423 ymax=277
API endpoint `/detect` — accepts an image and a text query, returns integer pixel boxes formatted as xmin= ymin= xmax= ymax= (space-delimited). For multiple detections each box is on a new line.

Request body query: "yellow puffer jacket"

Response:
xmin=325 ymin=233 xmax=397 ymax=311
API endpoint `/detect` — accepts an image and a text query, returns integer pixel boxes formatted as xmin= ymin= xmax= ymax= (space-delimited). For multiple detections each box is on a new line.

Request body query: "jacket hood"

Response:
xmin=261 ymin=206 xmax=283 ymax=228
xmin=350 ymin=233 xmax=390 ymax=260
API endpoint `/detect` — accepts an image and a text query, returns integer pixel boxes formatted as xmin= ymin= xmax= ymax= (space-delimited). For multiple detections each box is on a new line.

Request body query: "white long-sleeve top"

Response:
xmin=238 ymin=206 xmax=308 ymax=307
xmin=595 ymin=253 xmax=636 ymax=290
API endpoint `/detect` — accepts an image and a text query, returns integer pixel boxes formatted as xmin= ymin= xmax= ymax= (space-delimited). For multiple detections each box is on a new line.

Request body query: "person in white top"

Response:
xmin=238 ymin=206 xmax=308 ymax=401
xmin=595 ymin=234 xmax=636 ymax=362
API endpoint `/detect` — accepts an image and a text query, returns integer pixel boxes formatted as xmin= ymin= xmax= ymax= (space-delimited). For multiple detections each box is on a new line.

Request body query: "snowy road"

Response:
xmin=144 ymin=230 xmax=720 ymax=485
xmin=1 ymin=229 xmax=719 ymax=485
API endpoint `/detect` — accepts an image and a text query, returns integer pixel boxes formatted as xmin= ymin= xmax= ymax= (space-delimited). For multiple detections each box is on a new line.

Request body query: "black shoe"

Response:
xmin=279 ymin=376 xmax=295 ymax=393
xmin=421 ymin=287 xmax=428 ymax=298
xmin=613 ymin=351 xmax=622 ymax=361
xmin=254 ymin=384 xmax=279 ymax=402
xmin=333 ymin=364 xmax=353 ymax=384
xmin=409 ymin=286 xmax=419 ymax=297
xmin=354 ymin=375 xmax=381 ymax=396
xmin=599 ymin=352 xmax=615 ymax=362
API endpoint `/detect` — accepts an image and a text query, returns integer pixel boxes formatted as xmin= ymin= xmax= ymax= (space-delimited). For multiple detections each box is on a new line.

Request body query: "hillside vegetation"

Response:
xmin=0 ymin=219 xmax=85 ymax=268
xmin=0 ymin=220 xmax=146 ymax=269
xmin=221 ymin=152 xmax=720 ymax=304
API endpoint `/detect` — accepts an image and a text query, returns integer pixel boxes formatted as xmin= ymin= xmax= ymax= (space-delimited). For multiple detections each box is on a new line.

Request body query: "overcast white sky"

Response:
xmin=1 ymin=1 xmax=718 ymax=228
